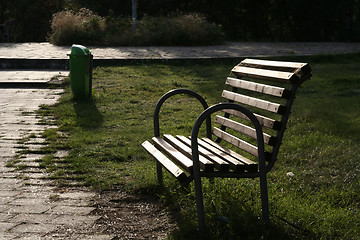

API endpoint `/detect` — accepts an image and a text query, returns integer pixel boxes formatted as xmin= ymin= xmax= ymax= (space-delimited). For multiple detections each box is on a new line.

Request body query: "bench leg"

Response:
xmin=194 ymin=174 xmax=206 ymax=234
xmin=260 ymin=173 xmax=270 ymax=223
xmin=156 ymin=162 xmax=163 ymax=185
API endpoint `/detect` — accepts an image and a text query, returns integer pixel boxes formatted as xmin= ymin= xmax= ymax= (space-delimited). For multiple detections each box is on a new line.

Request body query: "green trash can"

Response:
xmin=67 ymin=44 xmax=93 ymax=98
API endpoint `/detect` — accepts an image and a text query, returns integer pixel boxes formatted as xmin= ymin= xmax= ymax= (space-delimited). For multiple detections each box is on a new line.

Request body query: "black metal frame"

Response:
xmin=152 ymin=88 xmax=274 ymax=233
xmin=191 ymin=102 xmax=268 ymax=233
xmin=153 ymin=89 xmax=211 ymax=185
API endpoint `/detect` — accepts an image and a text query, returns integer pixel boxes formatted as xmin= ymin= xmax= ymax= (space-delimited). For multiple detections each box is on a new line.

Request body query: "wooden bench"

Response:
xmin=142 ymin=58 xmax=312 ymax=232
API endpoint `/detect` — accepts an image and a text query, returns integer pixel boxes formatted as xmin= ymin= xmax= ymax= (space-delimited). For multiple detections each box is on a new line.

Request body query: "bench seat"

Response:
xmin=143 ymin=135 xmax=258 ymax=184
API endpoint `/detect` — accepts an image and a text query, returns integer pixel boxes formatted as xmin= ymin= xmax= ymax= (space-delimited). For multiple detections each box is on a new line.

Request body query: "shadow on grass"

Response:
xmin=134 ymin=182 xmax=306 ymax=240
xmin=72 ymin=97 xmax=104 ymax=129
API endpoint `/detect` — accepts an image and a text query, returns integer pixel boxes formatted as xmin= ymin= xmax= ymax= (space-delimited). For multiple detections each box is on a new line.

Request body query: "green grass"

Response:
xmin=39 ymin=55 xmax=360 ymax=239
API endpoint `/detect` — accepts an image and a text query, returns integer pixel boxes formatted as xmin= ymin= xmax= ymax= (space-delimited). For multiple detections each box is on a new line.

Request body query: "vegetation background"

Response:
xmin=1 ymin=0 xmax=360 ymax=43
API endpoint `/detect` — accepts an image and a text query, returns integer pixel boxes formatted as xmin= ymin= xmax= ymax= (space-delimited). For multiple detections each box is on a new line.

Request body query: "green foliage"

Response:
xmin=2 ymin=0 xmax=360 ymax=42
xmin=49 ymin=10 xmax=224 ymax=46
xmin=61 ymin=0 xmax=360 ymax=41
xmin=41 ymin=55 xmax=360 ymax=239
xmin=0 ymin=0 xmax=63 ymax=42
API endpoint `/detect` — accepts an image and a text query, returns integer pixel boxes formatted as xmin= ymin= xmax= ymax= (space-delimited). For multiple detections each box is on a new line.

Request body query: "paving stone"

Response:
xmin=52 ymin=215 xmax=100 ymax=225
xmin=0 ymin=177 xmax=21 ymax=185
xmin=0 ymin=148 xmax=17 ymax=157
xmin=68 ymin=234 xmax=115 ymax=240
xmin=0 ymin=221 xmax=17 ymax=232
xmin=0 ymin=205 xmax=10 ymax=213
xmin=21 ymin=179 xmax=53 ymax=186
xmin=54 ymin=150 xmax=69 ymax=158
xmin=47 ymin=198 xmax=92 ymax=207
xmin=14 ymin=234 xmax=44 ymax=240
xmin=6 ymin=204 xmax=51 ymax=214
xmin=9 ymin=223 xmax=59 ymax=233
xmin=47 ymin=205 xmax=95 ymax=216
xmin=0 ymin=172 xmax=19 ymax=178
xmin=0 ymin=70 xmax=68 ymax=81
xmin=16 ymin=185 xmax=55 ymax=194
xmin=20 ymin=144 xmax=45 ymax=152
xmin=15 ymin=193 xmax=51 ymax=202
xmin=8 ymin=198 xmax=49 ymax=206
xmin=14 ymin=161 xmax=41 ymax=168
xmin=19 ymin=172 xmax=50 ymax=179
xmin=26 ymin=138 xmax=47 ymax=144
xmin=43 ymin=233 xmax=114 ymax=240
xmin=0 ymin=190 xmax=22 ymax=197
xmin=8 ymin=213 xmax=57 ymax=224
xmin=0 ymin=161 xmax=13 ymax=168
xmin=0 ymin=182 xmax=23 ymax=191
xmin=57 ymin=191 xmax=96 ymax=200
xmin=0 ymin=232 xmax=20 ymax=239
xmin=0 ymin=212 xmax=15 ymax=221
xmin=15 ymin=158 xmax=42 ymax=163
xmin=0 ymin=197 xmax=11 ymax=205
xmin=18 ymin=154 xmax=46 ymax=161
xmin=18 ymin=168 xmax=46 ymax=174
xmin=1 ymin=124 xmax=48 ymax=132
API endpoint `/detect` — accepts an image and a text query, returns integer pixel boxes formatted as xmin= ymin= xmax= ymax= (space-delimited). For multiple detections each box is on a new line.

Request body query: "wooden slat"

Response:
xmin=195 ymin=137 xmax=247 ymax=172
xmin=222 ymin=109 xmax=281 ymax=130
xmin=213 ymin=127 xmax=258 ymax=157
xmin=163 ymin=134 xmax=214 ymax=172
xmin=202 ymin=138 xmax=258 ymax=172
xmin=239 ymin=60 xmax=312 ymax=83
xmin=226 ymin=77 xmax=290 ymax=98
xmin=222 ymin=90 xmax=285 ymax=114
xmin=215 ymin=115 xmax=276 ymax=145
xmin=142 ymin=141 xmax=188 ymax=182
xmin=240 ymin=58 xmax=307 ymax=71
xmin=152 ymin=137 xmax=193 ymax=173
xmin=231 ymin=65 xmax=299 ymax=83
xmin=175 ymin=135 xmax=230 ymax=172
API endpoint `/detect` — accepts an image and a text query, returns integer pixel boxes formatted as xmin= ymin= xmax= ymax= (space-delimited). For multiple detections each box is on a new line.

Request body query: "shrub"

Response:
xmin=106 ymin=13 xmax=224 ymax=46
xmin=49 ymin=10 xmax=224 ymax=46
xmin=49 ymin=8 xmax=105 ymax=45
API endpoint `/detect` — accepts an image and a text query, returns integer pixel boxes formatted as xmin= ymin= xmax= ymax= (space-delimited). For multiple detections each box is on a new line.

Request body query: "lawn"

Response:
xmin=39 ymin=55 xmax=360 ymax=239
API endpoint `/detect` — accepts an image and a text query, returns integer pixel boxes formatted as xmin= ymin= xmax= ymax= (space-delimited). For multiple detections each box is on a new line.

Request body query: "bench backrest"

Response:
xmin=214 ymin=59 xmax=312 ymax=171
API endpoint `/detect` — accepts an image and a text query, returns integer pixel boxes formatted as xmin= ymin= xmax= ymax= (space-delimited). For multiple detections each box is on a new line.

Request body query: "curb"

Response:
xmin=0 ymin=59 xmax=69 ymax=70
xmin=0 ymin=57 xmax=240 ymax=69
xmin=0 ymin=82 xmax=59 ymax=89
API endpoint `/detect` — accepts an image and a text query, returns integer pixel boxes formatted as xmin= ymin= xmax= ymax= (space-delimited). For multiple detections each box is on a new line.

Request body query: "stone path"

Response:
xmin=0 ymin=73 xmax=113 ymax=239
xmin=1 ymin=42 xmax=360 ymax=60
xmin=0 ymin=70 xmax=67 ymax=83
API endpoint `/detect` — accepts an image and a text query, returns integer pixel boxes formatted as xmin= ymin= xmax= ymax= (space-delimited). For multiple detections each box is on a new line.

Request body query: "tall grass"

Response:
xmin=49 ymin=8 xmax=105 ymax=45
xmin=48 ymin=9 xmax=224 ymax=46
xmin=39 ymin=55 xmax=360 ymax=239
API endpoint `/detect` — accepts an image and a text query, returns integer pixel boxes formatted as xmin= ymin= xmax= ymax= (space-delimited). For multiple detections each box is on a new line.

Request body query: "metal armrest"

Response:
xmin=153 ymin=89 xmax=211 ymax=138
xmin=191 ymin=103 xmax=267 ymax=176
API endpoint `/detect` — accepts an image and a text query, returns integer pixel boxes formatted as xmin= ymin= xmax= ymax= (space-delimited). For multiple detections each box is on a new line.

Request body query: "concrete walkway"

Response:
xmin=0 ymin=42 xmax=360 ymax=239
xmin=0 ymin=73 xmax=114 ymax=239
xmin=0 ymin=45 xmax=112 ymax=238
xmin=1 ymin=42 xmax=360 ymax=60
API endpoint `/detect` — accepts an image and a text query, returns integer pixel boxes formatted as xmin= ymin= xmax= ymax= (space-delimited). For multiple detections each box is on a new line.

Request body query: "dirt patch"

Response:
xmin=91 ymin=191 xmax=177 ymax=240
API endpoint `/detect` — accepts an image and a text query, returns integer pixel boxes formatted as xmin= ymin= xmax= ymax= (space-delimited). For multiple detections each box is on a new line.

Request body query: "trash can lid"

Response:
xmin=67 ymin=44 xmax=90 ymax=56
